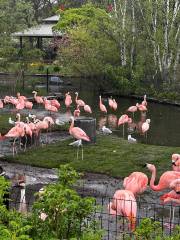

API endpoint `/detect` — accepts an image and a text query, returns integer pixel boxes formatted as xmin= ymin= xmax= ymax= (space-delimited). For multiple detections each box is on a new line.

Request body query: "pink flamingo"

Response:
xmin=75 ymin=92 xmax=85 ymax=107
xmin=172 ymin=154 xmax=180 ymax=172
xmin=51 ymin=99 xmax=60 ymax=109
xmin=17 ymin=92 xmax=27 ymax=101
xmin=25 ymin=101 xmax=33 ymax=109
xmin=9 ymin=97 xmax=19 ymax=107
xmin=141 ymin=94 xmax=147 ymax=106
xmin=0 ymin=99 xmax=3 ymax=109
xmin=44 ymin=98 xmax=58 ymax=114
xmin=108 ymin=97 xmax=114 ymax=109
xmin=142 ymin=119 xmax=150 ymax=138
xmin=5 ymin=125 xmax=25 ymax=156
xmin=84 ymin=104 xmax=92 ymax=114
xmin=161 ymin=179 xmax=180 ymax=204
xmin=123 ymin=172 xmax=148 ymax=196
xmin=112 ymin=99 xmax=117 ymax=111
xmin=136 ymin=103 xmax=147 ymax=112
xmin=69 ymin=116 xmax=90 ymax=142
xmin=4 ymin=96 xmax=11 ymax=104
xmin=146 ymin=163 xmax=180 ymax=191
xmin=108 ymin=190 xmax=137 ymax=231
xmin=127 ymin=105 xmax=137 ymax=118
xmin=99 ymin=96 xmax=107 ymax=114
xmin=69 ymin=116 xmax=90 ymax=160
xmin=160 ymin=178 xmax=180 ymax=228
xmin=118 ymin=114 xmax=129 ymax=137
xmin=32 ymin=91 xmax=44 ymax=104
xmin=16 ymin=98 xmax=25 ymax=110
xmin=74 ymin=105 xmax=80 ymax=118
xmin=65 ymin=92 xmax=72 ymax=108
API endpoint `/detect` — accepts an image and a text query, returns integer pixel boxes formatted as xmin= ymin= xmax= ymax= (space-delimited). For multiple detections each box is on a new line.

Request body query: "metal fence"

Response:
xmin=8 ymin=184 xmax=180 ymax=240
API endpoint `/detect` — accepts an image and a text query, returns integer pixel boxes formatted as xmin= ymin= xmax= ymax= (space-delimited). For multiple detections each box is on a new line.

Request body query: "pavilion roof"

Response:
xmin=12 ymin=15 xmax=61 ymax=38
xmin=12 ymin=23 xmax=62 ymax=38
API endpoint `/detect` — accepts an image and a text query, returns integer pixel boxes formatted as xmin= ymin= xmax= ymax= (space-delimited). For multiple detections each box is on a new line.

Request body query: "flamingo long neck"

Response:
xmin=99 ymin=96 xmax=102 ymax=105
xmin=149 ymin=167 xmax=160 ymax=191
xmin=17 ymin=114 xmax=21 ymax=122
xmin=34 ymin=92 xmax=37 ymax=98
xmin=75 ymin=93 xmax=78 ymax=102
xmin=69 ymin=119 xmax=74 ymax=134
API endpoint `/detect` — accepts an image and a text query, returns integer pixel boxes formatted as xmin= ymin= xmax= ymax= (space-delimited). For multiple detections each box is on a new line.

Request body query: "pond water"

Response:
xmin=58 ymin=77 xmax=180 ymax=147
xmin=0 ymin=77 xmax=180 ymax=147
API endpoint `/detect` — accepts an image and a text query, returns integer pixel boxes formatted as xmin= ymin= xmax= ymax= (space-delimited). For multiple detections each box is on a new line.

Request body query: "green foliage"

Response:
xmin=30 ymin=164 xmax=100 ymax=239
xmin=0 ymin=177 xmax=32 ymax=240
xmin=128 ymin=218 xmax=180 ymax=240
xmin=55 ymin=4 xmax=120 ymax=83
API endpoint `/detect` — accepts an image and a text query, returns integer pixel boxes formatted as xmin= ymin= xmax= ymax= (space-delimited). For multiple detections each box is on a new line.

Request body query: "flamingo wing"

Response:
xmin=71 ymin=127 xmax=90 ymax=141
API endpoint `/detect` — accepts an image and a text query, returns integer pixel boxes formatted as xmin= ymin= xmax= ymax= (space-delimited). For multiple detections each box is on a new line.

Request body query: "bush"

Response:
xmin=30 ymin=164 xmax=101 ymax=239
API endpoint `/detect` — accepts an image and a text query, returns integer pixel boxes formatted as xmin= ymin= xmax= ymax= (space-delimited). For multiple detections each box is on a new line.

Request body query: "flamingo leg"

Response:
xmin=12 ymin=137 xmax=17 ymax=157
xmin=24 ymin=135 xmax=27 ymax=152
xmin=81 ymin=145 xmax=84 ymax=160
xmin=77 ymin=147 xmax=79 ymax=160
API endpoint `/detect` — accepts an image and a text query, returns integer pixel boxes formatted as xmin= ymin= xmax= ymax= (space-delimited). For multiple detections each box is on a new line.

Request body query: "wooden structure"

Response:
xmin=12 ymin=15 xmax=62 ymax=50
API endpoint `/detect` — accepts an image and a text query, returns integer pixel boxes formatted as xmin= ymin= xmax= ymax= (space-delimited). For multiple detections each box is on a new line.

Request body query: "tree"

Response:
xmin=0 ymin=0 xmax=35 ymax=70
xmin=135 ymin=0 xmax=180 ymax=86
xmin=55 ymin=4 xmax=120 ymax=89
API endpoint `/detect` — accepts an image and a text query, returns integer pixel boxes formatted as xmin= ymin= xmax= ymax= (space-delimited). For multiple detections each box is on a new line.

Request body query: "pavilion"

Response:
xmin=13 ymin=15 xmax=62 ymax=49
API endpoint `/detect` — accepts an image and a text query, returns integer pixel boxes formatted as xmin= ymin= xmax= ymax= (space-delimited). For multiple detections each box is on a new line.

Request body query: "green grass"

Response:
xmin=2 ymin=135 xmax=180 ymax=178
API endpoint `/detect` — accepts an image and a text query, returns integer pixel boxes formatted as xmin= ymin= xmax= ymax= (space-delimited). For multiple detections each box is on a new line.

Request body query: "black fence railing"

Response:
xmin=8 ymin=185 xmax=180 ymax=240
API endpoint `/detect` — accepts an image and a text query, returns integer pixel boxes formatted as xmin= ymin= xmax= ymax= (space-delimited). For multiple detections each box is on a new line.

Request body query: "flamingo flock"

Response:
xmin=108 ymin=157 xmax=180 ymax=231
xmin=0 ymin=91 xmax=180 ymax=231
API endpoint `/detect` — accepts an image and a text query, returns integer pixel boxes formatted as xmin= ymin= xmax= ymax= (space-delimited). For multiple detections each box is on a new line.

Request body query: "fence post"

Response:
xmin=46 ymin=68 xmax=49 ymax=93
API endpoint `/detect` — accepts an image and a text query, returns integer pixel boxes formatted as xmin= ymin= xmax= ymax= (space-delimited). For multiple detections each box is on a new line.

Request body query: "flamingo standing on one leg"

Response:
xmin=99 ymin=96 xmax=107 ymax=114
xmin=65 ymin=92 xmax=72 ymax=108
xmin=118 ymin=114 xmax=129 ymax=138
xmin=146 ymin=163 xmax=180 ymax=191
xmin=142 ymin=119 xmax=150 ymax=138
xmin=108 ymin=190 xmax=137 ymax=231
xmin=69 ymin=116 xmax=90 ymax=160
xmin=75 ymin=92 xmax=85 ymax=107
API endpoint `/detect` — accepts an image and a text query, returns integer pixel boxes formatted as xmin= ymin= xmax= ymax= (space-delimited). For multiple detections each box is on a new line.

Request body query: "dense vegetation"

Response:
xmin=0 ymin=1 xmax=179 ymax=98
xmin=0 ymin=165 xmax=102 ymax=239
xmin=0 ymin=165 xmax=180 ymax=239
xmin=55 ymin=2 xmax=180 ymax=95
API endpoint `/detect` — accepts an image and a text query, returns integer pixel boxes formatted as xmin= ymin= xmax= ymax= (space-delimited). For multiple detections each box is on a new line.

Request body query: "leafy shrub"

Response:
xmin=30 ymin=164 xmax=101 ymax=239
